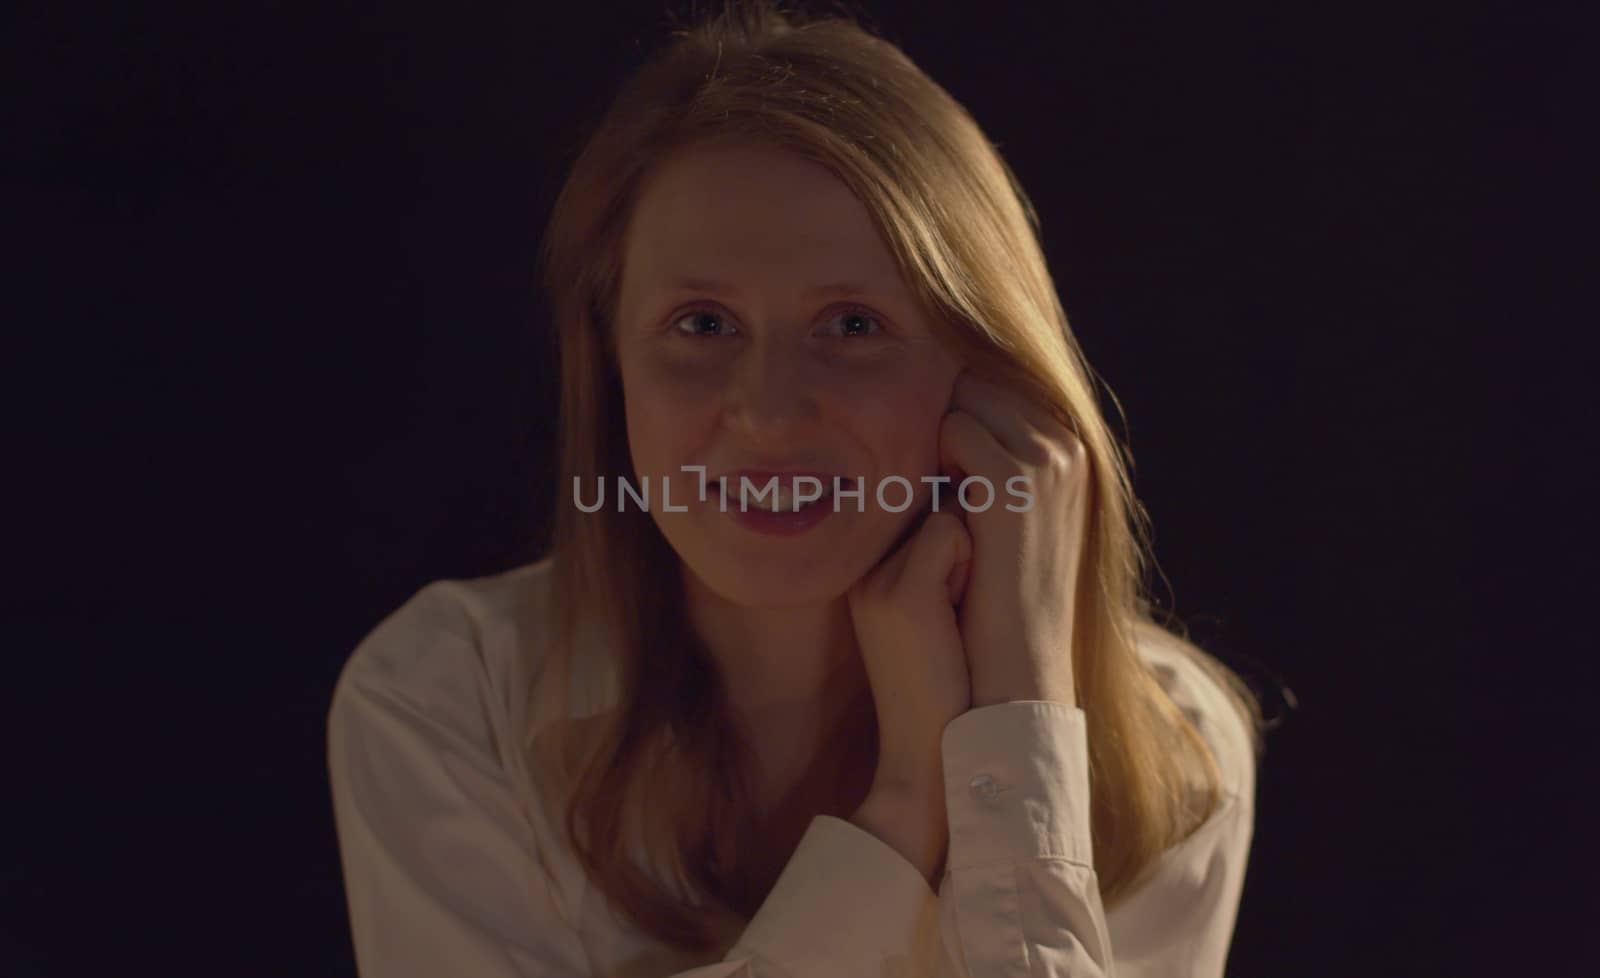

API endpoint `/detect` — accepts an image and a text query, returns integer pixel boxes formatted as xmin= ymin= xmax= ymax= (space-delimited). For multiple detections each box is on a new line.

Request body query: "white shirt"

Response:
xmin=328 ymin=558 xmax=1255 ymax=978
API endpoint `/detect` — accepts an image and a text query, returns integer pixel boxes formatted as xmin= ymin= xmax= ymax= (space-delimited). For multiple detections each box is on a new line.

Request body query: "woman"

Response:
xmin=328 ymin=2 xmax=1270 ymax=975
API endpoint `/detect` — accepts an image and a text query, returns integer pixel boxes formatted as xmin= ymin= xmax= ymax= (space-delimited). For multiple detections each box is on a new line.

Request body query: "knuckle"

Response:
xmin=942 ymin=409 xmax=977 ymax=441
xmin=1045 ymin=446 xmax=1072 ymax=475
xmin=1041 ymin=437 xmax=1082 ymax=476
xmin=848 ymin=571 xmax=884 ymax=602
xmin=926 ymin=511 xmax=971 ymax=550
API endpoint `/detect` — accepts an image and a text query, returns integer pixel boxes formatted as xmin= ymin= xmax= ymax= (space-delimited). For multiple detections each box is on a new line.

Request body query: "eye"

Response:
xmin=820 ymin=306 xmax=886 ymax=340
xmin=671 ymin=307 xmax=739 ymax=338
xmin=667 ymin=302 xmax=888 ymax=340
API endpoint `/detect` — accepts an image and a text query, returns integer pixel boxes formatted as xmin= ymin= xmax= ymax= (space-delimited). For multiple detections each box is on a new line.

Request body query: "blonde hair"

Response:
xmin=532 ymin=0 xmax=1270 ymax=951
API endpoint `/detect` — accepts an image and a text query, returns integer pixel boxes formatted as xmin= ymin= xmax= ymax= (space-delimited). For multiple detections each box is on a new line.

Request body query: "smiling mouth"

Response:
xmin=716 ymin=477 xmax=837 ymax=512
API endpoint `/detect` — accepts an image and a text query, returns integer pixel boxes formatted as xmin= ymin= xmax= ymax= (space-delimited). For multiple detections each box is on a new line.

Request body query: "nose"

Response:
xmin=724 ymin=331 xmax=820 ymax=437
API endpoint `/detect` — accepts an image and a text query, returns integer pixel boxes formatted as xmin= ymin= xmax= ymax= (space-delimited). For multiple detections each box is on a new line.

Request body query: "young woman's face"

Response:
xmin=613 ymin=140 xmax=963 ymax=607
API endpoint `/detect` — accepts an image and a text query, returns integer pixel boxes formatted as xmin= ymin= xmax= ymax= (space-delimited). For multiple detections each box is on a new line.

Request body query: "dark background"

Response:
xmin=4 ymin=1 xmax=1588 ymax=975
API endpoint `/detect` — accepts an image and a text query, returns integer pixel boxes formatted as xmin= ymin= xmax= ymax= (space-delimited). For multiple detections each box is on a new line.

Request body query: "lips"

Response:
xmin=715 ymin=470 xmax=840 ymax=508
xmin=715 ymin=469 xmax=841 ymax=488
xmin=715 ymin=470 xmax=839 ymax=511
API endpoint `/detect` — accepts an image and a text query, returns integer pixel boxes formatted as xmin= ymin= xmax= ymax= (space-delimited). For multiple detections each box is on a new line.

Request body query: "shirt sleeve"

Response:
xmin=937 ymin=701 xmax=1254 ymax=978
xmin=327 ymin=598 xmax=944 ymax=978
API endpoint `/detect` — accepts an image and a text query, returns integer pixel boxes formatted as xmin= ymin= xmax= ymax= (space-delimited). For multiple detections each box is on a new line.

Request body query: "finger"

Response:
xmin=946 ymin=554 xmax=971 ymax=606
xmin=952 ymin=370 xmax=1067 ymax=433
xmin=853 ymin=504 xmax=931 ymax=597
xmin=940 ymin=409 xmax=1014 ymax=493
xmin=896 ymin=510 xmax=971 ymax=604
xmin=950 ymin=371 xmax=1072 ymax=462
xmin=937 ymin=462 xmax=971 ymax=533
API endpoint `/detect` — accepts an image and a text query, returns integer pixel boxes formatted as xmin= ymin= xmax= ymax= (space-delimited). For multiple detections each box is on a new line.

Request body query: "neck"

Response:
xmin=681 ymin=565 xmax=875 ymax=808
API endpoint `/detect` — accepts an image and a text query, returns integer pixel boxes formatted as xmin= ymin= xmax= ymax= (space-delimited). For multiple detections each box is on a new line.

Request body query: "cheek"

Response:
xmin=620 ymin=355 xmax=721 ymax=472
xmin=837 ymin=370 xmax=955 ymax=476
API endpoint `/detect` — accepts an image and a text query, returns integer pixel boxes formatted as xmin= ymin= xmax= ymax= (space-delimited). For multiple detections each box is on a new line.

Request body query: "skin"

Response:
xmin=612 ymin=138 xmax=1090 ymax=887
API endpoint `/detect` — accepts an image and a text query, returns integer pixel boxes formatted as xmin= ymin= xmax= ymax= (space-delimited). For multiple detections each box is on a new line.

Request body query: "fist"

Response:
xmin=847 ymin=508 xmax=973 ymax=795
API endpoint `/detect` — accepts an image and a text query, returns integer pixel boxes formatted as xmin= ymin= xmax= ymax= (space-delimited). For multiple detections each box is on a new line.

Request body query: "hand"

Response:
xmin=846 ymin=508 xmax=973 ymax=796
xmin=846 ymin=507 xmax=972 ymax=884
xmin=939 ymin=370 xmax=1091 ymax=708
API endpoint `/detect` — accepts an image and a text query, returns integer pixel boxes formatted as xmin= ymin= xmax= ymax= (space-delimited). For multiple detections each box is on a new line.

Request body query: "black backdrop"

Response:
xmin=4 ymin=1 xmax=1588 ymax=975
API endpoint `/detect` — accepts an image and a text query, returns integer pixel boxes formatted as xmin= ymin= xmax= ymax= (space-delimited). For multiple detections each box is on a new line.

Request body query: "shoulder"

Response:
xmin=1107 ymin=628 xmax=1259 ymax=967
xmin=325 ymin=557 xmax=600 ymax=937
xmin=1132 ymin=624 xmax=1257 ymax=805
xmin=329 ymin=557 xmax=559 ymax=750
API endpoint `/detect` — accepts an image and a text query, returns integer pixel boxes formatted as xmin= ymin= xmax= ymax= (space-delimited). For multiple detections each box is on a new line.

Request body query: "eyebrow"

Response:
xmin=665 ymin=276 xmax=886 ymax=299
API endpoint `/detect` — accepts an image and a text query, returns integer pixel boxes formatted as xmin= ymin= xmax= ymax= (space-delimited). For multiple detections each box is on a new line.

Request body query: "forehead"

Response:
xmin=622 ymin=141 xmax=906 ymax=293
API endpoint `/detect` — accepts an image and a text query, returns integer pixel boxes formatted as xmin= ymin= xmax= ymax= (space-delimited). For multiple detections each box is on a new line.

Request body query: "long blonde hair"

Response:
xmin=532 ymin=0 xmax=1270 ymax=951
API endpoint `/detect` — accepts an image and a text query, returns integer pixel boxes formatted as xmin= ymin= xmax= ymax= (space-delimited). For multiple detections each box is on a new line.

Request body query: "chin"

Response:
xmin=652 ymin=506 xmax=878 ymax=607
xmin=692 ymin=555 xmax=854 ymax=609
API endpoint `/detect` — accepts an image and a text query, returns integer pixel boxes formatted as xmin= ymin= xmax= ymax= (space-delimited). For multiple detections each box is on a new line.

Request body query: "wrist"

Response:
xmin=971 ymin=675 xmax=1077 ymax=709
xmin=850 ymin=786 xmax=947 ymax=886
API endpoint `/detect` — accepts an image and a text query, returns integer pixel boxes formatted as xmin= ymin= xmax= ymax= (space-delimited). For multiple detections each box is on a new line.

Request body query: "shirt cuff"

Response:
xmin=941 ymin=701 xmax=1094 ymax=871
xmin=731 ymin=814 xmax=940 ymax=976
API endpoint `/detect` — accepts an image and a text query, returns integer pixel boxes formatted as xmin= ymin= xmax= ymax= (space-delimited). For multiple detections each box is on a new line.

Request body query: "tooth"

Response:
xmin=724 ymin=479 xmax=834 ymax=511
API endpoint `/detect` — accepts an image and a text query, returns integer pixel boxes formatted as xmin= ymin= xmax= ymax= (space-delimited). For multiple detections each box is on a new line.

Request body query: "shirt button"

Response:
xmin=969 ymin=774 xmax=999 ymax=800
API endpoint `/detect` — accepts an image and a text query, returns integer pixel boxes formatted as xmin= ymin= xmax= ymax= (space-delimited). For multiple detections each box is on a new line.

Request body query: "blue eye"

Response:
xmin=668 ymin=303 xmax=887 ymax=340
xmin=672 ymin=308 xmax=738 ymax=338
xmin=824 ymin=307 xmax=885 ymax=339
